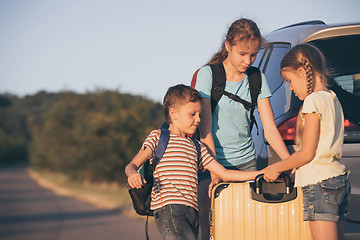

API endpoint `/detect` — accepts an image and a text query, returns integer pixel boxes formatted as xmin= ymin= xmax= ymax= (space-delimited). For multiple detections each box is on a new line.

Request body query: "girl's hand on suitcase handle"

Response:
xmin=263 ymin=165 xmax=281 ymax=182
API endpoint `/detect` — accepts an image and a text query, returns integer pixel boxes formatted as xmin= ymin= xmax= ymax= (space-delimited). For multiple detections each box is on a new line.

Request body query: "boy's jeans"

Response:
xmin=154 ymin=204 xmax=199 ymax=240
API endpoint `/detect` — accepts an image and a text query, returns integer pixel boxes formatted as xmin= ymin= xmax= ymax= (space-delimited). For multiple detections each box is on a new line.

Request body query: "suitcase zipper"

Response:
xmin=209 ymin=208 xmax=214 ymax=227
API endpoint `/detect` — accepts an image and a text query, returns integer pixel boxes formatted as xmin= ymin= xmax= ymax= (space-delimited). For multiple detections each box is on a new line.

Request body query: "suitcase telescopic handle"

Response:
xmin=254 ymin=173 xmax=291 ymax=194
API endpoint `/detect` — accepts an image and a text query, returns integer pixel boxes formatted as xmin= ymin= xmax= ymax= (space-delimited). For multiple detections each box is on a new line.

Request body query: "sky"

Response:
xmin=1 ymin=0 xmax=359 ymax=103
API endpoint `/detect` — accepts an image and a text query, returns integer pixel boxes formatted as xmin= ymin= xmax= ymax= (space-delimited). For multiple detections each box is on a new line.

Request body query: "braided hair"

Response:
xmin=281 ymin=44 xmax=331 ymax=97
xmin=280 ymin=44 xmax=332 ymax=146
xmin=301 ymin=58 xmax=314 ymax=95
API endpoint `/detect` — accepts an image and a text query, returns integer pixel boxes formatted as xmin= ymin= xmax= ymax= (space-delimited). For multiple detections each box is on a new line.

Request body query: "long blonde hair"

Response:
xmin=280 ymin=44 xmax=332 ymax=146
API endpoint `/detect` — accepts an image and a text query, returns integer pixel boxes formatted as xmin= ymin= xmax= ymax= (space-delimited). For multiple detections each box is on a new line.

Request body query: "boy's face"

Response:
xmin=169 ymin=101 xmax=201 ymax=136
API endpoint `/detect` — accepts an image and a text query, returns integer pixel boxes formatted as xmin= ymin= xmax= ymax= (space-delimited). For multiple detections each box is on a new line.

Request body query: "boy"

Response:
xmin=125 ymin=84 xmax=263 ymax=240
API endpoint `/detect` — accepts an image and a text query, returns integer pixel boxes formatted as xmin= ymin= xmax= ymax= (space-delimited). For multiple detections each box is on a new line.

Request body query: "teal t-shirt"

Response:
xmin=195 ymin=65 xmax=272 ymax=167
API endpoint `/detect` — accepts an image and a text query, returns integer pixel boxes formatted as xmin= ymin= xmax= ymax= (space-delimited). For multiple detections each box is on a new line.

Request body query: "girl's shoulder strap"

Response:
xmin=209 ymin=63 xmax=226 ymax=112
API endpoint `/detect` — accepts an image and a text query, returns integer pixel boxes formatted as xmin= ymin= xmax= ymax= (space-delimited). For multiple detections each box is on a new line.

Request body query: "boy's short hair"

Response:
xmin=163 ymin=84 xmax=203 ymax=124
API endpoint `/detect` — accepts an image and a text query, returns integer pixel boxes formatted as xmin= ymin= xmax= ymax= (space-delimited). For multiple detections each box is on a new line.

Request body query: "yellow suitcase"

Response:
xmin=209 ymin=174 xmax=312 ymax=240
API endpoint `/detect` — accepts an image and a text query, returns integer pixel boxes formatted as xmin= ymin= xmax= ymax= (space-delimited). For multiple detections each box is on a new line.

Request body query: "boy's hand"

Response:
xmin=208 ymin=177 xmax=222 ymax=198
xmin=127 ymin=172 xmax=146 ymax=189
xmin=263 ymin=165 xmax=281 ymax=182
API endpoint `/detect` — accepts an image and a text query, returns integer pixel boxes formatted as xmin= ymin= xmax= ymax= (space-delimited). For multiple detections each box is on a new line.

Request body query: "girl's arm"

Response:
xmin=207 ymin=160 xmax=263 ymax=182
xmin=125 ymin=147 xmax=152 ymax=189
xmin=206 ymin=160 xmax=263 ymax=197
xmin=199 ymin=98 xmax=222 ymax=187
xmin=199 ymin=98 xmax=216 ymax=157
xmin=263 ymin=112 xmax=320 ymax=182
xmin=258 ymin=97 xmax=290 ymax=160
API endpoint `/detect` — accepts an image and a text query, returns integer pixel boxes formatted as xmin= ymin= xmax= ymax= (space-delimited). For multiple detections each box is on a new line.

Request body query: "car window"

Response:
xmin=334 ymin=74 xmax=360 ymax=97
xmin=262 ymin=43 xmax=291 ymax=93
xmin=253 ymin=48 xmax=268 ymax=70
xmin=310 ymin=35 xmax=360 ymax=129
xmin=310 ymin=35 xmax=360 ymax=98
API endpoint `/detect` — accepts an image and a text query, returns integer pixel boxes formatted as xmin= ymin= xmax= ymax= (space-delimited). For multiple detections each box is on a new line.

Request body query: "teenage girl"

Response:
xmin=194 ymin=18 xmax=290 ymax=240
xmin=264 ymin=44 xmax=351 ymax=240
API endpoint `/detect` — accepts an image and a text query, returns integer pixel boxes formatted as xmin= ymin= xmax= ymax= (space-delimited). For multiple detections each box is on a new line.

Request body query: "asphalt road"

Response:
xmin=0 ymin=167 xmax=161 ymax=240
xmin=1 ymin=167 xmax=359 ymax=240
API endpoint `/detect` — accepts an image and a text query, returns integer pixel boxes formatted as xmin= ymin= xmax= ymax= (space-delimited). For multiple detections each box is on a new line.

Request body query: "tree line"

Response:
xmin=0 ymin=90 xmax=164 ymax=183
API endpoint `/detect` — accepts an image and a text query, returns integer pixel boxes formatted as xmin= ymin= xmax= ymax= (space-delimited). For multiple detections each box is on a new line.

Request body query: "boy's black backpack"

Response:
xmin=128 ymin=129 xmax=170 ymax=217
xmin=127 ymin=128 xmax=201 ymax=239
xmin=191 ymin=63 xmax=262 ymax=134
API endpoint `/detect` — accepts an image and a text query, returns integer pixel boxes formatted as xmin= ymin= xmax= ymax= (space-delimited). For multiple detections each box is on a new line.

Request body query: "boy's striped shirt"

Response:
xmin=142 ymin=129 xmax=215 ymax=211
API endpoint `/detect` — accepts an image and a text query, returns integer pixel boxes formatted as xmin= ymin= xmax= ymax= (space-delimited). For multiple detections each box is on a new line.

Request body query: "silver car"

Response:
xmin=252 ymin=20 xmax=360 ymax=238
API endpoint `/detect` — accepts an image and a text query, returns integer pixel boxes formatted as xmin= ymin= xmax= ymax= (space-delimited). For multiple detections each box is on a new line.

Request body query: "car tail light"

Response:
xmin=344 ymin=119 xmax=357 ymax=129
xmin=279 ymin=117 xmax=360 ymax=143
xmin=344 ymin=119 xmax=360 ymax=142
xmin=278 ymin=116 xmax=297 ymax=141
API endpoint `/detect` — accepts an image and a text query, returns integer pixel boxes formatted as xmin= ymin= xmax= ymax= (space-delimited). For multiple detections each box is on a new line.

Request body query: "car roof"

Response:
xmin=264 ymin=20 xmax=360 ymax=46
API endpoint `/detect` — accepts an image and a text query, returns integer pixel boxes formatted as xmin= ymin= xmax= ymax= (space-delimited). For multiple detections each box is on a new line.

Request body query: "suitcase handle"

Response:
xmin=250 ymin=173 xmax=297 ymax=203
xmin=254 ymin=173 xmax=291 ymax=194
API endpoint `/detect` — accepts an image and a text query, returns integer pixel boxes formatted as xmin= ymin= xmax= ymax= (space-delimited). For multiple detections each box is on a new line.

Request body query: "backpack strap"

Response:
xmin=247 ymin=66 xmax=262 ymax=106
xmin=189 ymin=137 xmax=202 ymax=175
xmin=247 ymin=66 xmax=262 ymax=133
xmin=144 ymin=129 xmax=170 ymax=181
xmin=209 ymin=63 xmax=227 ymax=112
xmin=191 ymin=69 xmax=200 ymax=88
xmin=189 ymin=137 xmax=201 ymax=162
xmin=149 ymin=129 xmax=170 ymax=171
xmin=209 ymin=63 xmax=262 ymax=134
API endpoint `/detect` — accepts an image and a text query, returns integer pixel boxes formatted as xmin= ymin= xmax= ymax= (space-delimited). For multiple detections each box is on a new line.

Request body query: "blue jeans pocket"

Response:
xmin=320 ymin=175 xmax=346 ymax=206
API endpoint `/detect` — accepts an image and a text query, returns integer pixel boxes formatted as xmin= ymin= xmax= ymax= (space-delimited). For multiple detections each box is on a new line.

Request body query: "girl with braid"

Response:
xmin=264 ymin=44 xmax=351 ymax=240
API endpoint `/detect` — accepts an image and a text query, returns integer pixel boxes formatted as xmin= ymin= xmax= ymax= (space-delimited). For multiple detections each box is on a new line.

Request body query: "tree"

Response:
xmin=28 ymin=90 xmax=164 ymax=183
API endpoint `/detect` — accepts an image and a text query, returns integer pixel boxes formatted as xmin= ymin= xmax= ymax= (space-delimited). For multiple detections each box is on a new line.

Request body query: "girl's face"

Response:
xmin=281 ymin=68 xmax=308 ymax=100
xmin=225 ymin=39 xmax=260 ymax=73
xmin=169 ymin=101 xmax=201 ymax=137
